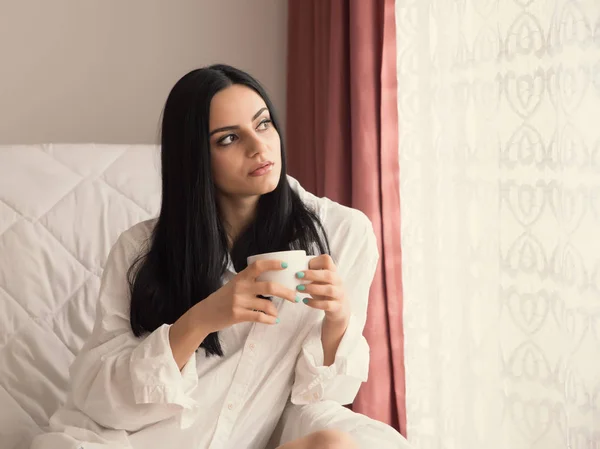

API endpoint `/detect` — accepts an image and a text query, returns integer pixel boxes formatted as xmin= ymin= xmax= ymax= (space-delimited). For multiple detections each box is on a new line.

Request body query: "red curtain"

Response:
xmin=286 ymin=0 xmax=406 ymax=435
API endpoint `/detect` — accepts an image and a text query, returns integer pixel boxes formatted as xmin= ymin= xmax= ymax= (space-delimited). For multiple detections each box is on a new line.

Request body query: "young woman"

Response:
xmin=32 ymin=65 xmax=407 ymax=449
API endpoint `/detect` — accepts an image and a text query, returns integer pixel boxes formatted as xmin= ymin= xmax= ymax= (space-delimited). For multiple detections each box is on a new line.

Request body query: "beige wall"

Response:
xmin=0 ymin=0 xmax=288 ymax=144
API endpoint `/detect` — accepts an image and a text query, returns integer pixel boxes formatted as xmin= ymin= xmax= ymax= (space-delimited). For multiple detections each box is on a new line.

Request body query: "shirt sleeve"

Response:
xmin=67 ymin=230 xmax=200 ymax=432
xmin=291 ymin=211 xmax=379 ymax=405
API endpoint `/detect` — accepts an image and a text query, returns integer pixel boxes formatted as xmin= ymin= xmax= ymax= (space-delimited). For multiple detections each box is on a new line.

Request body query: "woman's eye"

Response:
xmin=218 ymin=134 xmax=238 ymax=146
xmin=257 ymin=119 xmax=272 ymax=130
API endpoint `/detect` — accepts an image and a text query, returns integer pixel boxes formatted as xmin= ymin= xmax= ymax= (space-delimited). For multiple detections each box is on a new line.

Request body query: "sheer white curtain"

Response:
xmin=396 ymin=0 xmax=600 ymax=448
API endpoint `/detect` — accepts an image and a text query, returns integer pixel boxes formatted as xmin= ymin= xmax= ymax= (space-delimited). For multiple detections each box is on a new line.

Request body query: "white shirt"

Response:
xmin=32 ymin=180 xmax=379 ymax=449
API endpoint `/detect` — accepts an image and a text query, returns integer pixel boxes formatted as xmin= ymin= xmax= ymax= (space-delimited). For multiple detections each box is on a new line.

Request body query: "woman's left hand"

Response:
xmin=295 ymin=255 xmax=350 ymax=323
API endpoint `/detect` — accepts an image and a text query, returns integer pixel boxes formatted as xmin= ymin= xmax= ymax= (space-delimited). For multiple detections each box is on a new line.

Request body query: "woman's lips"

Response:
xmin=249 ymin=162 xmax=274 ymax=177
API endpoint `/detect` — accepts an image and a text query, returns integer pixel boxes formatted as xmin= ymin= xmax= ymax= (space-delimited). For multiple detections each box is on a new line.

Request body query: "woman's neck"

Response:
xmin=217 ymin=193 xmax=260 ymax=247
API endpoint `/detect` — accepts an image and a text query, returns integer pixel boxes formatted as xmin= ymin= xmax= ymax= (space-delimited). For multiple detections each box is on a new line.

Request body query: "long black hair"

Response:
xmin=128 ymin=64 xmax=330 ymax=357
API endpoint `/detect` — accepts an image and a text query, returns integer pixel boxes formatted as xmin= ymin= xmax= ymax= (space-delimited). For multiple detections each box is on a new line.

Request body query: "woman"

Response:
xmin=32 ymin=65 xmax=407 ymax=449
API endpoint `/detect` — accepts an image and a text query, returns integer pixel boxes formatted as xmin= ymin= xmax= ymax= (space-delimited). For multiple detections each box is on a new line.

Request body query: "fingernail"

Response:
xmin=302 ymin=298 xmax=309 ymax=304
xmin=297 ymin=285 xmax=306 ymax=291
xmin=276 ymin=318 xmax=280 ymax=324
xmin=295 ymin=272 xmax=305 ymax=279
xmin=295 ymin=295 xmax=301 ymax=303
xmin=281 ymin=262 xmax=288 ymax=269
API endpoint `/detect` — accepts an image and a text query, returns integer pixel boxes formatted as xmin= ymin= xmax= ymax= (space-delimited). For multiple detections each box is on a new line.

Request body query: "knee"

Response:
xmin=309 ymin=429 xmax=359 ymax=449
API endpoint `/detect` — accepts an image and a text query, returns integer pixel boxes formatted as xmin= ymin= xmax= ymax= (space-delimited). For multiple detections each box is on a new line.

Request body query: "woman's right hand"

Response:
xmin=193 ymin=259 xmax=298 ymax=333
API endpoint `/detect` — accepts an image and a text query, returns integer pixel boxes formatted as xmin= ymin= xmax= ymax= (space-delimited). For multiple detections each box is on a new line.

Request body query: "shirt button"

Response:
xmin=227 ymin=403 xmax=234 ymax=410
xmin=249 ymin=343 xmax=256 ymax=350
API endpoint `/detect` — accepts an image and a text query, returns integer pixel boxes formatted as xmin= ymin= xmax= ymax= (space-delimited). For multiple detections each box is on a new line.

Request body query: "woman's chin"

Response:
xmin=249 ymin=170 xmax=281 ymax=195
xmin=255 ymin=177 xmax=279 ymax=195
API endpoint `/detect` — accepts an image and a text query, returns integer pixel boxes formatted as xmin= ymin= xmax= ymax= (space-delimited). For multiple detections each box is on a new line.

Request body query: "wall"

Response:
xmin=0 ymin=0 xmax=288 ymax=144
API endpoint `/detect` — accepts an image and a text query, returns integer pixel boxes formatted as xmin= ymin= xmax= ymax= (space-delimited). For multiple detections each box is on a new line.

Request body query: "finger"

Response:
xmin=242 ymin=297 xmax=279 ymax=317
xmin=301 ymin=297 xmax=341 ymax=313
xmin=253 ymin=281 xmax=299 ymax=303
xmin=295 ymin=269 xmax=340 ymax=285
xmin=243 ymin=259 xmax=288 ymax=280
xmin=308 ymin=254 xmax=337 ymax=271
xmin=240 ymin=309 xmax=279 ymax=325
xmin=296 ymin=283 xmax=342 ymax=300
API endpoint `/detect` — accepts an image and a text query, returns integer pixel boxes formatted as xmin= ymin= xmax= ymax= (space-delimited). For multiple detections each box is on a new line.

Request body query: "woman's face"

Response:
xmin=209 ymin=84 xmax=282 ymax=199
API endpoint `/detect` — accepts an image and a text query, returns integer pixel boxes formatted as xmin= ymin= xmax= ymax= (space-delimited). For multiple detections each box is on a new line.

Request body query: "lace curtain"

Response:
xmin=397 ymin=0 xmax=600 ymax=447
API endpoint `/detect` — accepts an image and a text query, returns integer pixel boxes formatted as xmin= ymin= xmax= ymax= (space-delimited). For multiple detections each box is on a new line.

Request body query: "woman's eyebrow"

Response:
xmin=252 ymin=107 xmax=268 ymax=121
xmin=209 ymin=107 xmax=269 ymax=137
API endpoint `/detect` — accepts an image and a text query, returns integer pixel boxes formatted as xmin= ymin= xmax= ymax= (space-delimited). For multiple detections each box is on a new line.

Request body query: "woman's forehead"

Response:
xmin=209 ymin=85 xmax=268 ymax=127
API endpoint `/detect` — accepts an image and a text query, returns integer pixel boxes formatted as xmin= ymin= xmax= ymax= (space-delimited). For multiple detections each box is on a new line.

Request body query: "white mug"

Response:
xmin=247 ymin=250 xmax=316 ymax=292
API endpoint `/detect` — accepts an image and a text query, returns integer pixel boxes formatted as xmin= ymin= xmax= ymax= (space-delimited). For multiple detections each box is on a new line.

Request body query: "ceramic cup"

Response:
xmin=247 ymin=250 xmax=316 ymax=293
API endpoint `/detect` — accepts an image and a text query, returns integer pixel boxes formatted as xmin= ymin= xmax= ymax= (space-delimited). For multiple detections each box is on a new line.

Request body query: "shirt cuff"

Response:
xmin=292 ymin=315 xmax=369 ymax=404
xmin=129 ymin=324 xmax=199 ymax=421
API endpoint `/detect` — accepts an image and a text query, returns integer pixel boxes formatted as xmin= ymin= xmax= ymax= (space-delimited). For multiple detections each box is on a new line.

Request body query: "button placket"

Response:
xmin=225 ymin=322 xmax=263 ymax=405
xmin=208 ymin=322 xmax=265 ymax=448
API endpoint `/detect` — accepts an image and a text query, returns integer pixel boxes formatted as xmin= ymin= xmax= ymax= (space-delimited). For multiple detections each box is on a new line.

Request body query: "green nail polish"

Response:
xmin=303 ymin=298 xmax=309 ymax=304
xmin=295 ymin=296 xmax=301 ymax=303
xmin=276 ymin=318 xmax=280 ymax=324
xmin=281 ymin=262 xmax=288 ymax=269
xmin=297 ymin=284 xmax=306 ymax=291
xmin=296 ymin=272 xmax=305 ymax=279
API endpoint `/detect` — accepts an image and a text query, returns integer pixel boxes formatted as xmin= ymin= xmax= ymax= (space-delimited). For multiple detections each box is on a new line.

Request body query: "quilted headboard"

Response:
xmin=0 ymin=144 xmax=161 ymax=449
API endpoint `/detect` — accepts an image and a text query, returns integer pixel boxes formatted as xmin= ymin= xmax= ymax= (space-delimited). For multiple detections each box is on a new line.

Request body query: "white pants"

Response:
xmin=268 ymin=401 xmax=412 ymax=449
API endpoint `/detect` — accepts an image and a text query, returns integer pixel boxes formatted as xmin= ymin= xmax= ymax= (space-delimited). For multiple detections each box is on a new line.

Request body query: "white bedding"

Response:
xmin=0 ymin=144 xmax=161 ymax=449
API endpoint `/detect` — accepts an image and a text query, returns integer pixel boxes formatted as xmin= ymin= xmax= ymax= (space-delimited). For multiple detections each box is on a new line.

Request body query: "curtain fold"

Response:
xmin=286 ymin=0 xmax=406 ymax=434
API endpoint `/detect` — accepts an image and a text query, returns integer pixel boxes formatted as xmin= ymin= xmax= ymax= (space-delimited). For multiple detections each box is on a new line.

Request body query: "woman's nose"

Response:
xmin=246 ymin=134 xmax=268 ymax=158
